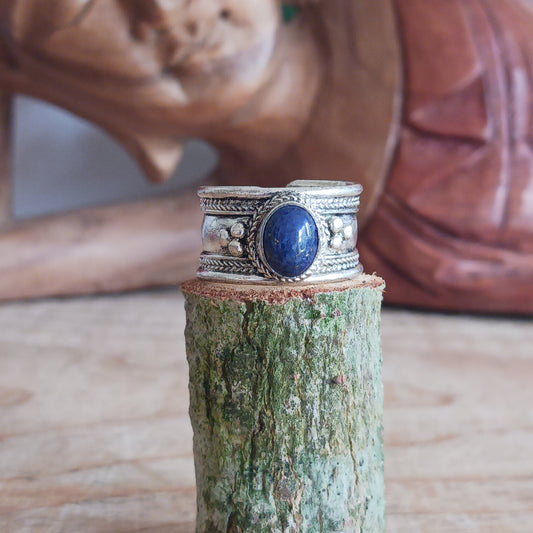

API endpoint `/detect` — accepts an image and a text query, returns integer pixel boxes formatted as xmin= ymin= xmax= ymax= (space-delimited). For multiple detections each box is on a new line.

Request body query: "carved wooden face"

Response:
xmin=2 ymin=0 xmax=281 ymax=126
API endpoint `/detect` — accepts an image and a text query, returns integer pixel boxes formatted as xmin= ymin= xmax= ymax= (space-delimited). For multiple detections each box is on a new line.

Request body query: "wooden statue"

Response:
xmin=0 ymin=0 xmax=532 ymax=313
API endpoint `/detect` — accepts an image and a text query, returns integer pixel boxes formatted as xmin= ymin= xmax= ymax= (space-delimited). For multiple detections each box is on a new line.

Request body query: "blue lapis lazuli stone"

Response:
xmin=262 ymin=205 xmax=319 ymax=278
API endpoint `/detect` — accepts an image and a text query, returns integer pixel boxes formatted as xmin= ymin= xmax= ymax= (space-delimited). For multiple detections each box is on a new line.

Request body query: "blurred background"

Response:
xmin=0 ymin=1 xmax=532 ymax=532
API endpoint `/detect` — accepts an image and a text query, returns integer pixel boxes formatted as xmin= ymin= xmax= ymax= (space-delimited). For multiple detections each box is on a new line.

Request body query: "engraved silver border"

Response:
xmin=199 ymin=180 xmax=362 ymax=215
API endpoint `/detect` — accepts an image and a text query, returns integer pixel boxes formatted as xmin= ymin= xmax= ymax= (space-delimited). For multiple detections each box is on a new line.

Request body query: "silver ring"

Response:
xmin=197 ymin=180 xmax=363 ymax=284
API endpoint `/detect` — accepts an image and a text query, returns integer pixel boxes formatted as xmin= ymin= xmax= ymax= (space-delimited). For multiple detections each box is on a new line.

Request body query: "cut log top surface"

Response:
xmin=181 ymin=273 xmax=384 ymax=304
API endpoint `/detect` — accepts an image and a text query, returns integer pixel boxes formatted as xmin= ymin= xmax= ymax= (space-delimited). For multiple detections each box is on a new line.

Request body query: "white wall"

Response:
xmin=12 ymin=96 xmax=218 ymax=219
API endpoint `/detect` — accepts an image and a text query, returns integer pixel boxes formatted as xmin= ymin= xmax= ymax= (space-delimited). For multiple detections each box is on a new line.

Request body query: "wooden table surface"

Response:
xmin=0 ymin=290 xmax=531 ymax=532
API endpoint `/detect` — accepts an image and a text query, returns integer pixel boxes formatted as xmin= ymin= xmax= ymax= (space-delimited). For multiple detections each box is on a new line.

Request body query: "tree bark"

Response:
xmin=182 ymin=274 xmax=385 ymax=533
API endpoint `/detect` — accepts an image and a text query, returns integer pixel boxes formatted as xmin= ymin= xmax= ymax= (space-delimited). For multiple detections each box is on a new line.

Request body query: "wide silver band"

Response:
xmin=197 ymin=180 xmax=363 ymax=284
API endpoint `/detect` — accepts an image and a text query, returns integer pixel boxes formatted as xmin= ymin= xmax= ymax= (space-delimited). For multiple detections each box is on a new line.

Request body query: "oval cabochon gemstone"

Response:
xmin=262 ymin=204 xmax=319 ymax=278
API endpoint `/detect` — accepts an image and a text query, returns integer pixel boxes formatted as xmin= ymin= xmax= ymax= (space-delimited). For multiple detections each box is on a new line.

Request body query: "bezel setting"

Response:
xmin=247 ymin=194 xmax=328 ymax=282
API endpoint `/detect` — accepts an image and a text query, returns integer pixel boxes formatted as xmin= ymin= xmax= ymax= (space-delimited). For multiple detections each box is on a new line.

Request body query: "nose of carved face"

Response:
xmin=125 ymin=0 xmax=205 ymax=67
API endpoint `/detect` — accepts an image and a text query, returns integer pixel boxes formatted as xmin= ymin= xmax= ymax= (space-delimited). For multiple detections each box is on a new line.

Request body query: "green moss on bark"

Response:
xmin=183 ymin=281 xmax=384 ymax=533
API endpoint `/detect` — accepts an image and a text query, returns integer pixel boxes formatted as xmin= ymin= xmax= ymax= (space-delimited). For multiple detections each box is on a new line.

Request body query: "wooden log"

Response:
xmin=182 ymin=274 xmax=385 ymax=533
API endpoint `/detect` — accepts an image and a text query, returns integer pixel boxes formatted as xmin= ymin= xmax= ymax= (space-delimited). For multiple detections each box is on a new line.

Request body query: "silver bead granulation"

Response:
xmin=219 ymin=229 xmax=230 ymax=247
xmin=228 ymin=240 xmax=244 ymax=257
xmin=331 ymin=233 xmax=344 ymax=250
xmin=329 ymin=216 xmax=344 ymax=233
xmin=230 ymin=222 xmax=246 ymax=239
xmin=343 ymin=224 xmax=354 ymax=239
